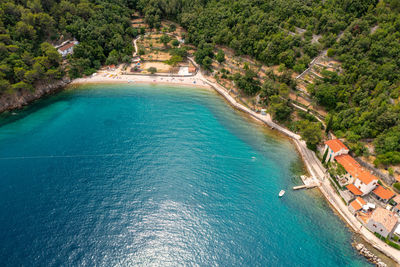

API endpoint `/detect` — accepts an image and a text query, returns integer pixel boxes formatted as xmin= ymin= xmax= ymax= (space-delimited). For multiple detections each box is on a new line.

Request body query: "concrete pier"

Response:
xmin=293 ymin=175 xmax=319 ymax=190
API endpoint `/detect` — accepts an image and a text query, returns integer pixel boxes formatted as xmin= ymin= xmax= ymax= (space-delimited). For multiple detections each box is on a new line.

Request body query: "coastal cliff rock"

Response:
xmin=0 ymin=78 xmax=71 ymax=113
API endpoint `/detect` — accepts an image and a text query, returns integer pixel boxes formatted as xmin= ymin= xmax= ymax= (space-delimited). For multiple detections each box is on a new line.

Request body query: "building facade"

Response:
xmin=335 ymin=154 xmax=378 ymax=195
xmin=353 ymin=172 xmax=378 ymax=196
xmin=324 ymin=139 xmax=349 ymax=162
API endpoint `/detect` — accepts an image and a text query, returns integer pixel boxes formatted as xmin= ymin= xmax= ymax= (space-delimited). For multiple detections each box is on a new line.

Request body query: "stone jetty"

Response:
xmin=355 ymin=243 xmax=386 ymax=266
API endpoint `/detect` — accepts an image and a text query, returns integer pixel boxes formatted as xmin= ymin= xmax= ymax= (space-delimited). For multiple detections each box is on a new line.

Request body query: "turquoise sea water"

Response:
xmin=0 ymin=84 xmax=368 ymax=266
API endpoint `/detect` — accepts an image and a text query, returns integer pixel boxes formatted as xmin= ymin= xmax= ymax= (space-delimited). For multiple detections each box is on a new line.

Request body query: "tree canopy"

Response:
xmin=0 ymin=0 xmax=135 ymax=93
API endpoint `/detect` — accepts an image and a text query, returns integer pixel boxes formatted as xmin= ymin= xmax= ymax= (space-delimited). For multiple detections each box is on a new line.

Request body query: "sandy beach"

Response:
xmin=71 ymin=68 xmax=211 ymax=90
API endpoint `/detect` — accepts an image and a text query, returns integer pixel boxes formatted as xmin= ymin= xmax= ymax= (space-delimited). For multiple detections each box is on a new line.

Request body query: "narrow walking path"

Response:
xmin=291 ymin=102 xmax=326 ymax=126
xmin=295 ymin=49 xmax=327 ymax=80
xmin=132 ymin=36 xmax=140 ymax=56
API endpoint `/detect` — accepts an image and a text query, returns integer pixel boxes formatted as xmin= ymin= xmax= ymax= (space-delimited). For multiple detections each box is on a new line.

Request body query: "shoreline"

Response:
xmin=0 ymin=79 xmax=70 ymax=114
xmin=2 ymin=67 xmax=400 ymax=264
xmin=70 ymin=72 xmax=211 ymax=90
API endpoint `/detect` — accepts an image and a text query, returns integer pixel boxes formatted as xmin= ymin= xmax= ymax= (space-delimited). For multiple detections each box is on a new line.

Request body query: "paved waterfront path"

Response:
xmin=189 ymin=59 xmax=400 ymax=264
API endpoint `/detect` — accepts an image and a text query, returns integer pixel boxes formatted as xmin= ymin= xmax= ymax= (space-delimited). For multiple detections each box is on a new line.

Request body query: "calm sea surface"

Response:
xmin=0 ymin=84 xmax=368 ymax=266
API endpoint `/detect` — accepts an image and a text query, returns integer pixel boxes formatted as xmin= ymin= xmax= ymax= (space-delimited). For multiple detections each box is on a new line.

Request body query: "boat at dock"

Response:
xmin=279 ymin=190 xmax=285 ymax=197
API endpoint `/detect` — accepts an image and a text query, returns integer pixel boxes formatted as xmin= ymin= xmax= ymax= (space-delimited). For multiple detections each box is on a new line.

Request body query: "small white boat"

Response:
xmin=279 ymin=190 xmax=285 ymax=197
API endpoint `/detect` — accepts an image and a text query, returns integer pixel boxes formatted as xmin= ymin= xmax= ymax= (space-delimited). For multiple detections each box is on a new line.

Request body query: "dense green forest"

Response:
xmin=309 ymin=1 xmax=400 ymax=165
xmin=137 ymin=0 xmax=377 ymax=69
xmin=1 ymin=0 xmax=400 ymax=166
xmin=0 ymin=0 xmax=136 ymax=93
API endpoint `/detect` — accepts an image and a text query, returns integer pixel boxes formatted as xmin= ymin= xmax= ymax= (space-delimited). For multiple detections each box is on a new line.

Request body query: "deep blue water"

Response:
xmin=0 ymin=84 xmax=368 ymax=266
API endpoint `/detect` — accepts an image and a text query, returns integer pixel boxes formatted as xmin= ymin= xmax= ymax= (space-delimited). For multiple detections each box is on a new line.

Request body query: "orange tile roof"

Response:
xmin=335 ymin=154 xmax=361 ymax=175
xmin=356 ymin=170 xmax=379 ymax=185
xmin=397 ymin=175 xmax=400 ymax=182
xmin=357 ymin=196 xmax=366 ymax=205
xmin=349 ymin=197 xmax=366 ymax=211
xmin=58 ymin=42 xmax=75 ymax=51
xmin=368 ymin=207 xmax=398 ymax=232
xmin=335 ymin=154 xmax=378 ymax=185
xmin=325 ymin=139 xmax=348 ymax=153
xmin=373 ymin=185 xmax=395 ymax=200
xmin=347 ymin=184 xmax=362 ymax=195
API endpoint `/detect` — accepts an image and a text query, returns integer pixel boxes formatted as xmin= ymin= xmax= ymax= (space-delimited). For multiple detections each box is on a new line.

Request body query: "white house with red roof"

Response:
xmin=330 ymin=148 xmax=378 ymax=196
xmin=323 ymin=139 xmax=378 ymax=196
xmin=324 ymin=139 xmax=349 ymax=162
xmin=353 ymin=170 xmax=378 ymax=195
xmin=56 ymin=40 xmax=79 ymax=57
xmin=345 ymin=169 xmax=378 ymax=196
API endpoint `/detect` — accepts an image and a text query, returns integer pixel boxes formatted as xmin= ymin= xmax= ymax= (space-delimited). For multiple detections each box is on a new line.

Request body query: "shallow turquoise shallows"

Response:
xmin=0 ymin=84 xmax=368 ymax=266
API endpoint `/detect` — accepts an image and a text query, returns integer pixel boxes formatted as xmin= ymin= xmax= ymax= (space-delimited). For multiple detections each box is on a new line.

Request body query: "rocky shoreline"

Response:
xmin=355 ymin=243 xmax=387 ymax=266
xmin=0 ymin=78 xmax=70 ymax=114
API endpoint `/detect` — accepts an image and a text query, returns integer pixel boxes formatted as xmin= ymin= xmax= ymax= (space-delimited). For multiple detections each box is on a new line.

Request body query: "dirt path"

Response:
xmin=133 ymin=36 xmax=140 ymax=56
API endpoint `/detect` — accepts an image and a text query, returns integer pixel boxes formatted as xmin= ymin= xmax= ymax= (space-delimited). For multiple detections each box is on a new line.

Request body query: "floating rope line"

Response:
xmin=0 ymin=153 xmax=258 ymax=161
xmin=0 ymin=153 xmax=128 ymax=160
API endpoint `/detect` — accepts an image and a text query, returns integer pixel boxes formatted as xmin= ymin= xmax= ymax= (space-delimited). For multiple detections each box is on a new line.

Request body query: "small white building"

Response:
xmin=366 ymin=207 xmax=399 ymax=238
xmin=57 ymin=40 xmax=79 ymax=57
xmin=353 ymin=170 xmax=378 ymax=195
xmin=324 ymin=139 xmax=349 ymax=162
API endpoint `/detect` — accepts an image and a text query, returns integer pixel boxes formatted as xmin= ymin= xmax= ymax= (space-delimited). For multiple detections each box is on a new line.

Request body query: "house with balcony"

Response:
xmin=56 ymin=40 xmax=79 ymax=57
xmin=334 ymin=154 xmax=378 ymax=196
xmin=352 ymin=170 xmax=379 ymax=196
